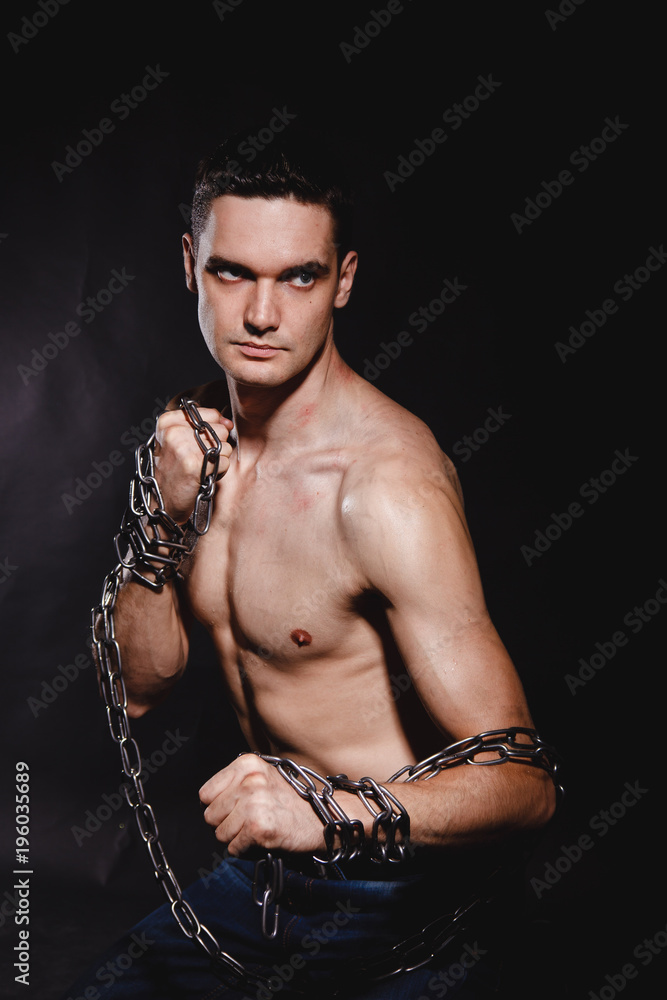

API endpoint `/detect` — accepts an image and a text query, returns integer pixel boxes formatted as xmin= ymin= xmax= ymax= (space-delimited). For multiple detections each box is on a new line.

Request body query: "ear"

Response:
xmin=182 ymin=234 xmax=198 ymax=294
xmin=333 ymin=250 xmax=358 ymax=309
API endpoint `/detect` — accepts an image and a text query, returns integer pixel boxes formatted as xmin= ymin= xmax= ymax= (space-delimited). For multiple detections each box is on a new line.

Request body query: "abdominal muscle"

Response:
xmin=205 ymin=613 xmax=442 ymax=783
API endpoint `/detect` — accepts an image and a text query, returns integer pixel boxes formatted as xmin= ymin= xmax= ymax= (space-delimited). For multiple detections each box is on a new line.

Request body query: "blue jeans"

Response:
xmin=60 ymin=854 xmax=504 ymax=999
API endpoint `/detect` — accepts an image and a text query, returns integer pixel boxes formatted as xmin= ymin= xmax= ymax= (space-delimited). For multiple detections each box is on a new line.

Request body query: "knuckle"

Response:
xmin=241 ymin=770 xmax=268 ymax=793
xmin=247 ymin=816 xmax=272 ymax=843
xmin=198 ymin=407 xmax=219 ymax=420
xmin=157 ymin=411 xmax=186 ymax=433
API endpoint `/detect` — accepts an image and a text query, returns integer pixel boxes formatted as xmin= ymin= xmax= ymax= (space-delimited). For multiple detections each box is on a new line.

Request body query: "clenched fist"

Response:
xmin=199 ymin=755 xmax=328 ymax=857
xmin=154 ymin=406 xmax=234 ymax=524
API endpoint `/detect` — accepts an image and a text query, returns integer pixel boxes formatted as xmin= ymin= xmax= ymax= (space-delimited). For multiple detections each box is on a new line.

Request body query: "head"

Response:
xmin=183 ymin=128 xmax=358 ymax=388
xmin=190 ymin=128 xmax=355 ymax=267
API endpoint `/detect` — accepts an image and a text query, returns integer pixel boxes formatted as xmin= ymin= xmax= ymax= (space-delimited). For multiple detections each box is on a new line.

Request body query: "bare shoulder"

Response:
xmin=337 ymin=379 xmax=476 ymax=599
xmin=342 ymin=379 xmax=464 ymax=514
xmin=166 ymin=379 xmax=231 ymax=414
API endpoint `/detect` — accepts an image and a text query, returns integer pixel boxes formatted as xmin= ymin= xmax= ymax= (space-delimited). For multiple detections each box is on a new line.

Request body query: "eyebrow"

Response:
xmin=203 ymin=255 xmax=332 ymax=279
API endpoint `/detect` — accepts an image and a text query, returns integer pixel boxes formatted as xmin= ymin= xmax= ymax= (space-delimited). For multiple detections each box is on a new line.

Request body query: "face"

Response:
xmin=183 ymin=195 xmax=357 ymax=388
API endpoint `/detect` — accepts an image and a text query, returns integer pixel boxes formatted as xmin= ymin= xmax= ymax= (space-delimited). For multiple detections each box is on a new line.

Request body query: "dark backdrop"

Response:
xmin=1 ymin=2 xmax=664 ymax=997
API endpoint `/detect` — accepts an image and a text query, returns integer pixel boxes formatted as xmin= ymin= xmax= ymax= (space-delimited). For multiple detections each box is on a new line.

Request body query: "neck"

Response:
xmin=227 ymin=340 xmax=350 ymax=467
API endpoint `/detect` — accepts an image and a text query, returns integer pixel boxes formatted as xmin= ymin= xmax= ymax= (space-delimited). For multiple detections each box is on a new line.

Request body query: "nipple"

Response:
xmin=290 ymin=629 xmax=312 ymax=648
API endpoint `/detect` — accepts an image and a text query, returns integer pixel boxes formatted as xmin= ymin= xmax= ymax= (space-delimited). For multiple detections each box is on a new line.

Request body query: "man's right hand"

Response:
xmin=154 ymin=407 xmax=234 ymax=524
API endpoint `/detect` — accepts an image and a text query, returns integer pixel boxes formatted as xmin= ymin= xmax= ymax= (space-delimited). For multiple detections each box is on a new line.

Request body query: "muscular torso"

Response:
xmin=179 ymin=381 xmax=446 ymax=781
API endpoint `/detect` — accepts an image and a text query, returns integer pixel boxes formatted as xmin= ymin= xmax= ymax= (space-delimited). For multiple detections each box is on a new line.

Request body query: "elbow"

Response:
xmin=523 ymin=770 xmax=559 ymax=832
xmin=126 ymin=698 xmax=156 ymax=719
xmin=98 ymin=669 xmax=184 ymax=719
xmin=125 ymin=675 xmax=182 ymax=718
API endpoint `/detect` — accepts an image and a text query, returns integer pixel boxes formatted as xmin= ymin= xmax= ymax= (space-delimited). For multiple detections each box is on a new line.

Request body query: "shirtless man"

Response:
xmin=64 ymin=131 xmax=557 ymax=1000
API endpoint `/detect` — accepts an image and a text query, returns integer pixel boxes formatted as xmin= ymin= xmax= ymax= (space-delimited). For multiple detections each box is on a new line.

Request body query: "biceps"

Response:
xmin=350 ymin=476 xmax=531 ymax=736
xmin=386 ymin=605 xmax=534 ymax=740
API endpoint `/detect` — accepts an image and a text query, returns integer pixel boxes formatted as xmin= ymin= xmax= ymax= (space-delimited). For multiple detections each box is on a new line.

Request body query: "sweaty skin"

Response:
xmin=112 ymin=194 xmax=556 ymax=860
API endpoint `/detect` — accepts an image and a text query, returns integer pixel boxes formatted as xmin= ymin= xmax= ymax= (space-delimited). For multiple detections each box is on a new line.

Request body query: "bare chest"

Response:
xmin=183 ymin=458 xmax=359 ymax=663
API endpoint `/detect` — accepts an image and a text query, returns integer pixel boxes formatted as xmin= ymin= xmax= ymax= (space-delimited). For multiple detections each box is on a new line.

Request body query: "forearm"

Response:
xmin=94 ymin=569 xmax=189 ymax=717
xmin=238 ymin=733 xmax=558 ymax=865
xmin=335 ymin=762 xmax=556 ymax=851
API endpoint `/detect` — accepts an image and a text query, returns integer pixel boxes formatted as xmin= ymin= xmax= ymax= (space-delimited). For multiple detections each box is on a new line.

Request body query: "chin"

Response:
xmin=219 ymin=359 xmax=294 ymax=389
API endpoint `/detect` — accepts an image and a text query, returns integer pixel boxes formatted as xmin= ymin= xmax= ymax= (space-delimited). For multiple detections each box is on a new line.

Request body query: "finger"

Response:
xmin=183 ymin=406 xmax=234 ymax=432
xmin=225 ymin=822 xmax=254 ymax=857
xmin=202 ymin=755 xmax=275 ymax=811
xmin=201 ymin=796 xmax=243 ymax=851
xmin=156 ymin=420 xmax=233 ymax=461
xmin=157 ymin=408 xmax=232 ymax=433
xmin=199 ymin=765 xmax=236 ymax=805
xmin=208 ymin=791 xmax=277 ymax=856
xmin=213 ymin=808 xmax=259 ymax=857
xmin=199 ymin=754 xmax=259 ymax=804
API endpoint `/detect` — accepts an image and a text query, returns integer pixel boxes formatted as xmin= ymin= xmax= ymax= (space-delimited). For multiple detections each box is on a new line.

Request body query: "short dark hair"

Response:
xmin=191 ymin=128 xmax=354 ymax=264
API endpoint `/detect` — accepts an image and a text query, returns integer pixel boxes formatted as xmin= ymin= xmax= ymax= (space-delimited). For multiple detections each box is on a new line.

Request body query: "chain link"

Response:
xmin=253 ymin=754 xmax=408 ymax=864
xmin=92 ymin=399 xmax=275 ymax=994
xmin=252 ymin=853 xmax=284 ymax=940
xmin=390 ymin=727 xmax=563 ymax=793
xmin=92 ymin=398 xmax=563 ymax=996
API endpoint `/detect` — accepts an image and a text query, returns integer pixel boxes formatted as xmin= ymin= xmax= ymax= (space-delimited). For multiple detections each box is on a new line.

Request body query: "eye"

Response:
xmin=217 ymin=266 xmax=243 ymax=282
xmin=292 ymin=270 xmax=315 ymax=288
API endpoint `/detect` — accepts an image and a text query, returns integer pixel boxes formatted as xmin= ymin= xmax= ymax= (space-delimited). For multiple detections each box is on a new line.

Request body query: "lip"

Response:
xmin=237 ymin=342 xmax=281 ymax=358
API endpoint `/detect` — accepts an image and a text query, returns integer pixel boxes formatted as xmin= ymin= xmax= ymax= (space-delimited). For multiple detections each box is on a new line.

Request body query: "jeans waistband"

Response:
xmin=281 ymin=848 xmax=432 ymax=882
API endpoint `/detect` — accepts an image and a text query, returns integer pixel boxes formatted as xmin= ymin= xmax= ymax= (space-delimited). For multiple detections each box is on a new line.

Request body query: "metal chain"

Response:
xmin=390 ymin=726 xmax=563 ymax=790
xmin=253 ymin=754 xmax=408 ymax=864
xmin=323 ymin=859 xmax=515 ymax=992
xmin=252 ymin=852 xmax=284 ymax=940
xmin=253 ymin=728 xmax=561 ymax=869
xmin=92 ymin=399 xmax=563 ymax=996
xmin=92 ymin=399 xmax=275 ymax=994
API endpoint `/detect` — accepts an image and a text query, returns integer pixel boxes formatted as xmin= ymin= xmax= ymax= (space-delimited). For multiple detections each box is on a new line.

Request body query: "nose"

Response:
xmin=244 ymin=279 xmax=279 ymax=335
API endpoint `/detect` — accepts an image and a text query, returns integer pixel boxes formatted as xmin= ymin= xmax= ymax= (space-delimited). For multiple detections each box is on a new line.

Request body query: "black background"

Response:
xmin=0 ymin=1 xmax=664 ymax=997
